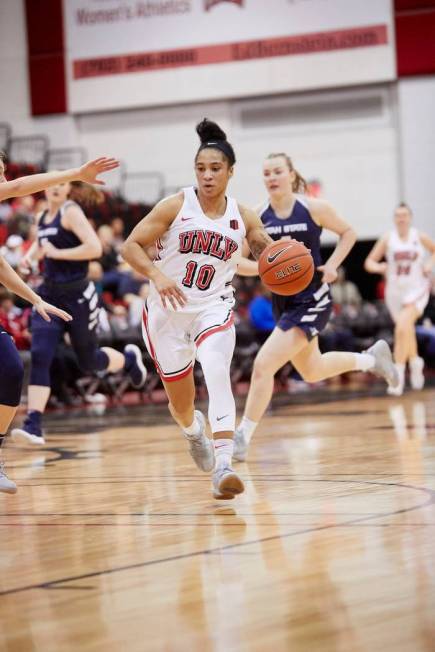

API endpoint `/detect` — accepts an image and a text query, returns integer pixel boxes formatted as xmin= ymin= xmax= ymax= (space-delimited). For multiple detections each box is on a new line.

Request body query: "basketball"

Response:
xmin=258 ymin=239 xmax=314 ymax=296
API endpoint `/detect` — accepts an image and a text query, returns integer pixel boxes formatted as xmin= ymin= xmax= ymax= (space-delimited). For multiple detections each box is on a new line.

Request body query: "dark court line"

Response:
xmin=1 ymin=480 xmax=434 ymax=596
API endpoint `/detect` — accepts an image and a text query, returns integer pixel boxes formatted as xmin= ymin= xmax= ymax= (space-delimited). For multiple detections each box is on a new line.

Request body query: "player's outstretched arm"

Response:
xmin=0 ymin=255 xmax=72 ymax=322
xmin=121 ymin=194 xmax=187 ymax=310
xmin=0 ymin=157 xmax=119 ymax=201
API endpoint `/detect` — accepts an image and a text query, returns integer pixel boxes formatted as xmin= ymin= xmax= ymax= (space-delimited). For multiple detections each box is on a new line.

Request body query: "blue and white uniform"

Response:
xmin=29 ymin=200 xmax=105 ymax=387
xmin=260 ymin=195 xmax=332 ymax=341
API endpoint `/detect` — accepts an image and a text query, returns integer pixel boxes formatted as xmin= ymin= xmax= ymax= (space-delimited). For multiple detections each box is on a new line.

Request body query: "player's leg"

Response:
xmin=0 ymin=332 xmax=24 ymax=493
xmin=394 ymin=304 xmax=423 ymax=392
xmin=69 ymin=282 xmax=147 ymax=388
xmin=196 ymin=325 xmax=244 ymax=499
xmin=142 ymin=301 xmax=214 ymax=473
xmin=11 ymin=313 xmax=63 ymax=445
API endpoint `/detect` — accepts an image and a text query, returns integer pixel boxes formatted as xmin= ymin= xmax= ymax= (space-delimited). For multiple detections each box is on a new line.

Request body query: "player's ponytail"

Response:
xmin=69 ymin=180 xmax=104 ymax=207
xmin=195 ymin=118 xmax=236 ymax=166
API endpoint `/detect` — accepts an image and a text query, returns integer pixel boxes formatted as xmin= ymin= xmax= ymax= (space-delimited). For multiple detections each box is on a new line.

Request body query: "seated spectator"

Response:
xmin=1 ymin=234 xmax=24 ymax=269
xmin=330 ymin=266 xmax=362 ymax=308
xmin=0 ymin=291 xmax=31 ymax=350
xmin=248 ymin=287 xmax=275 ymax=345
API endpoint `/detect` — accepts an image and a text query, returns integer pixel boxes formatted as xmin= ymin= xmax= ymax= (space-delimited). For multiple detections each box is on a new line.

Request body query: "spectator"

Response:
xmin=1 ymin=234 xmax=24 ymax=269
xmin=330 ymin=266 xmax=362 ymax=308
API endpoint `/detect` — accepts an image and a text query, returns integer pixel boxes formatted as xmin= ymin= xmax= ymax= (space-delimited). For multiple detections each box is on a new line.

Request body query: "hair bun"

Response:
xmin=196 ymin=118 xmax=227 ymax=144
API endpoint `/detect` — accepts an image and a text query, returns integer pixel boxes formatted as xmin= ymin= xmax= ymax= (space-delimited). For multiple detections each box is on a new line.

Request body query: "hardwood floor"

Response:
xmin=1 ymin=388 xmax=434 ymax=652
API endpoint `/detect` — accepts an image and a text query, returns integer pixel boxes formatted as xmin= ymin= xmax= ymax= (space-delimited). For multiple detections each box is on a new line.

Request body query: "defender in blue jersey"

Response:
xmin=11 ymin=179 xmax=147 ymax=447
xmin=234 ymin=153 xmax=399 ymax=461
xmin=0 ymin=154 xmax=119 ymax=492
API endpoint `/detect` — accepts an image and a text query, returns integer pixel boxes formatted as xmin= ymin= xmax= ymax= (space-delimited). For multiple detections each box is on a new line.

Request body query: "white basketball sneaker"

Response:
xmin=0 ymin=460 xmax=17 ymax=494
xmin=409 ymin=356 xmax=425 ymax=390
xmin=387 ymin=364 xmax=405 ymax=397
xmin=233 ymin=426 xmax=248 ymax=462
xmin=212 ymin=466 xmax=245 ymax=500
xmin=184 ymin=410 xmax=215 ymax=472
xmin=365 ymin=340 xmax=399 ymax=389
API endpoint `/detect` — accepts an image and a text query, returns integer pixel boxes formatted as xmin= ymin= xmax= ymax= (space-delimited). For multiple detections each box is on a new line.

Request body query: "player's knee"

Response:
xmin=0 ymin=353 xmax=24 ymax=406
xmin=252 ymin=355 xmax=275 ymax=379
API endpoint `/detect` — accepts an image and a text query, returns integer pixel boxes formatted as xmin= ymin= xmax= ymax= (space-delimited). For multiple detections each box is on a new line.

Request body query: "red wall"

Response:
xmin=25 ymin=0 xmax=67 ymax=115
xmin=394 ymin=0 xmax=435 ymax=76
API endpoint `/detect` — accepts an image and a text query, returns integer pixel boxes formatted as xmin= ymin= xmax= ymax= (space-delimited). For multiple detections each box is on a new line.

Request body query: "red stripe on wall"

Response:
xmin=25 ymin=0 xmax=67 ymax=115
xmin=73 ymin=25 xmax=388 ymax=80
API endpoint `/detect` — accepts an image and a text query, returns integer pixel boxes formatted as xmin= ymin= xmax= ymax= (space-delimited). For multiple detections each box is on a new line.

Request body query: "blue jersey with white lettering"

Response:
xmin=38 ymin=201 xmax=88 ymax=284
xmin=261 ymin=195 xmax=324 ymax=310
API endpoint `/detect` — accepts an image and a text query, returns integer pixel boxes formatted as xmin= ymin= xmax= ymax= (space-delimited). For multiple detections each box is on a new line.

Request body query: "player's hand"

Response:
xmin=40 ymin=241 xmax=61 ymax=259
xmin=77 ymin=157 xmax=120 ymax=186
xmin=18 ymin=256 xmax=33 ymax=275
xmin=317 ymin=264 xmax=338 ymax=284
xmin=152 ymin=272 xmax=187 ymax=310
xmin=33 ymin=299 xmax=72 ymax=323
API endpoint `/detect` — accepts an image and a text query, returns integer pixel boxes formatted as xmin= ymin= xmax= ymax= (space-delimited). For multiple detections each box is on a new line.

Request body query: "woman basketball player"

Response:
xmin=233 ymin=153 xmax=399 ymax=462
xmin=365 ymin=202 xmax=435 ymax=395
xmin=0 ymin=154 xmax=117 ymax=492
xmin=11 ymin=175 xmax=147 ymax=447
xmin=122 ymin=119 xmax=273 ymax=499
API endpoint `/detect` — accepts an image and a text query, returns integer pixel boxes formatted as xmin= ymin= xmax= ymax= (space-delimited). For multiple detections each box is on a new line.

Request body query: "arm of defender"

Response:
xmin=0 ymin=157 xmax=119 ymax=201
xmin=309 ymin=198 xmax=357 ymax=283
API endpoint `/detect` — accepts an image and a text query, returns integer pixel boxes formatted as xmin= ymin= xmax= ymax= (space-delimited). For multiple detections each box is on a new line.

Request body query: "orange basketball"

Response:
xmin=258 ymin=239 xmax=314 ymax=296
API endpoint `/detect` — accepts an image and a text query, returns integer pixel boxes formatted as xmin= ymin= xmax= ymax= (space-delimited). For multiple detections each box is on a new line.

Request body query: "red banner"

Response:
xmin=73 ymin=24 xmax=388 ymax=80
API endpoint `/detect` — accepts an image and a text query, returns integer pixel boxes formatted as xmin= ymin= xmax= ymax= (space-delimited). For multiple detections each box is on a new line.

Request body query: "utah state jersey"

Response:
xmin=260 ymin=195 xmax=324 ymax=312
xmin=38 ymin=200 xmax=88 ymax=283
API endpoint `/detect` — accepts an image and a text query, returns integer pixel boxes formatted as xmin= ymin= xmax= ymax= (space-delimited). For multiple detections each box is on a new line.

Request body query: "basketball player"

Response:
xmin=365 ymin=202 xmax=435 ymax=395
xmin=11 ymin=176 xmax=147 ymax=447
xmin=122 ymin=119 xmax=273 ymax=499
xmin=233 ymin=153 xmax=399 ymax=462
xmin=0 ymin=154 xmax=117 ymax=492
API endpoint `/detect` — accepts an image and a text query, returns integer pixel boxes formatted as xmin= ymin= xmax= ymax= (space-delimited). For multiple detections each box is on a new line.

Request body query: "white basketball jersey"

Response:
xmin=148 ymin=186 xmax=246 ymax=313
xmin=386 ymin=227 xmax=426 ymax=291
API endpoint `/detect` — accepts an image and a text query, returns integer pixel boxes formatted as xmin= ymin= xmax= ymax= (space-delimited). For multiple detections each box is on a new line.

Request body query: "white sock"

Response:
xmin=353 ymin=353 xmax=375 ymax=372
xmin=214 ymin=438 xmax=234 ymax=470
xmin=183 ymin=415 xmax=201 ymax=438
xmin=238 ymin=416 xmax=258 ymax=444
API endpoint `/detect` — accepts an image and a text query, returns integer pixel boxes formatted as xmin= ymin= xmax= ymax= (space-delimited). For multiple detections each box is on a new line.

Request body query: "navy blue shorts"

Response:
xmin=275 ymin=285 xmax=333 ymax=341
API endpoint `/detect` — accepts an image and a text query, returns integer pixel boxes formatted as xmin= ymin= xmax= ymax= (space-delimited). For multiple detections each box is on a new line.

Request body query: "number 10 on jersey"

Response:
xmin=182 ymin=261 xmax=216 ymax=291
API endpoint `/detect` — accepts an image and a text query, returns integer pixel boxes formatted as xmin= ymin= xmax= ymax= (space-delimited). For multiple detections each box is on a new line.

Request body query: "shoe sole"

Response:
xmin=0 ymin=483 xmax=17 ymax=494
xmin=124 ymin=344 xmax=147 ymax=389
xmin=11 ymin=429 xmax=45 ymax=446
xmin=214 ymin=472 xmax=245 ymax=500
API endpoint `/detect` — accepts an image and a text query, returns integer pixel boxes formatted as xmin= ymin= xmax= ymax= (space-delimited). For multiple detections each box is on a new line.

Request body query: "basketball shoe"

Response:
xmin=409 ymin=356 xmax=425 ymax=390
xmin=365 ymin=340 xmax=399 ymax=389
xmin=233 ymin=427 xmax=248 ymax=462
xmin=124 ymin=344 xmax=147 ymax=388
xmin=184 ymin=410 xmax=215 ymax=472
xmin=212 ymin=466 xmax=245 ymax=500
xmin=12 ymin=411 xmax=45 ymax=445
xmin=0 ymin=460 xmax=17 ymax=494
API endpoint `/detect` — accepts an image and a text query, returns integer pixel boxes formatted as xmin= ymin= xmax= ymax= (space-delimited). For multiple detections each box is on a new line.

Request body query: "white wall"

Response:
xmin=0 ymin=0 xmax=402 ymax=241
xmin=398 ymin=77 xmax=435 ymax=236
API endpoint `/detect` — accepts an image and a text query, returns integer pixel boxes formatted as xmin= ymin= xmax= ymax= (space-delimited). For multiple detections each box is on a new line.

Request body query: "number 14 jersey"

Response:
xmin=148 ymin=186 xmax=246 ymax=312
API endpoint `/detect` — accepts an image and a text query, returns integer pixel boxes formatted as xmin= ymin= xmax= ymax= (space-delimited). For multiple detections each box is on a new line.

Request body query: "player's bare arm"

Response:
xmin=41 ymin=205 xmax=102 ymax=262
xmin=0 ymin=157 xmax=119 ymax=202
xmin=121 ymin=193 xmax=187 ymax=309
xmin=239 ymin=205 xmax=274 ymax=260
xmin=364 ymin=234 xmax=388 ymax=274
xmin=309 ymin=197 xmax=356 ymax=283
xmin=420 ymin=232 xmax=435 ymax=276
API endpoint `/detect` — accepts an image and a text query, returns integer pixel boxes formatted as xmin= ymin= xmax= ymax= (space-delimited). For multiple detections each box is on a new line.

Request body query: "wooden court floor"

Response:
xmin=1 ymin=388 xmax=435 ymax=652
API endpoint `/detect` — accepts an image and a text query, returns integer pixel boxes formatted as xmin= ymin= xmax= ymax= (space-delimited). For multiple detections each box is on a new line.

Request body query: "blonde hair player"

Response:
xmin=0 ymin=153 xmax=118 ymax=493
xmin=365 ymin=202 xmax=435 ymax=395
xmin=122 ymin=119 xmax=273 ymax=500
xmin=233 ymin=153 xmax=399 ymax=462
